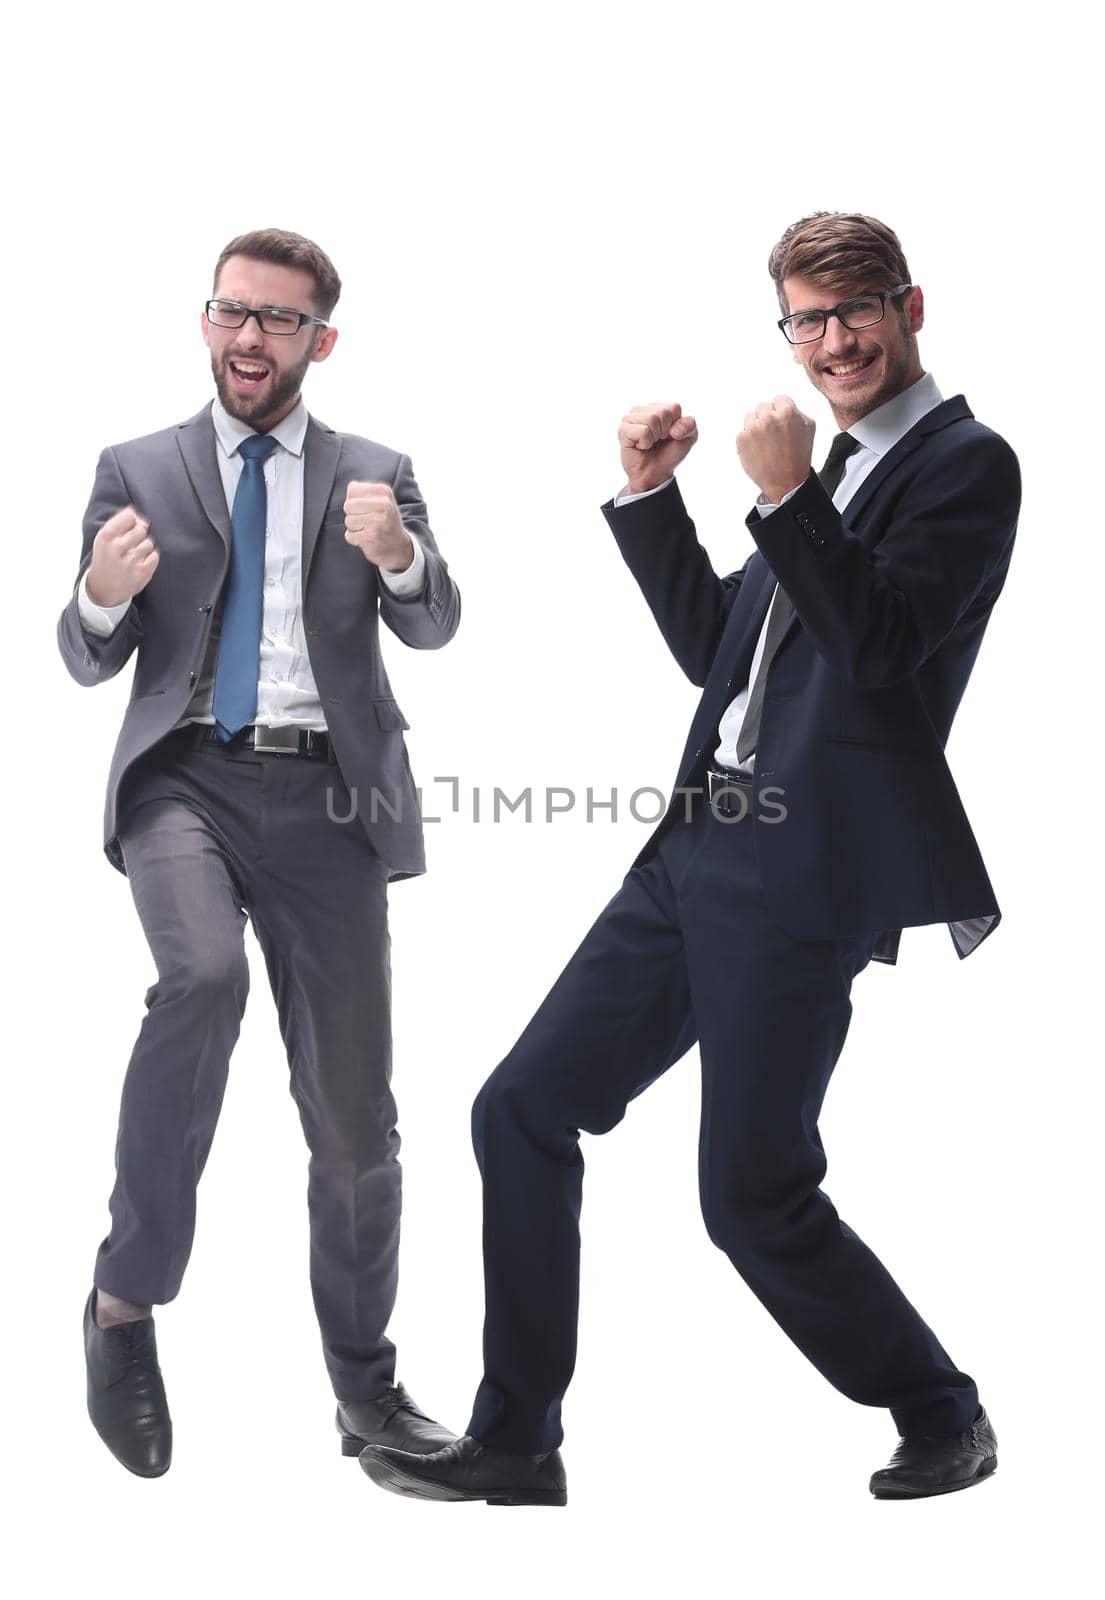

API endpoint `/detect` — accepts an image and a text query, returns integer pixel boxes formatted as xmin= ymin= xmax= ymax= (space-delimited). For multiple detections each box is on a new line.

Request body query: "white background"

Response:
xmin=4 ymin=1 xmax=1098 ymax=1595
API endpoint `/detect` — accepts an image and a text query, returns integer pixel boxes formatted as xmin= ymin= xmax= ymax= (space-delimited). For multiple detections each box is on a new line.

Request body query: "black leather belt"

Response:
xmin=169 ymin=722 xmax=337 ymax=763
xmin=705 ymin=766 xmax=755 ymax=818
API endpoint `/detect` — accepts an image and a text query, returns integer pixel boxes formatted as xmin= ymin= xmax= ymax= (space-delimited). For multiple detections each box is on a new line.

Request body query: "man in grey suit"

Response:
xmin=58 ymin=228 xmax=461 ymax=1477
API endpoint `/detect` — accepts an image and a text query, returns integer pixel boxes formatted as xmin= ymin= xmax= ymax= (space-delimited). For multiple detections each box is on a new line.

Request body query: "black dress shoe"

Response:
xmin=870 ymin=1405 xmax=997 ymax=1499
xmin=83 ymin=1290 xmax=172 ymax=1478
xmin=336 ymin=1383 xmax=457 ymax=1457
xmin=359 ymin=1433 xmax=567 ymax=1506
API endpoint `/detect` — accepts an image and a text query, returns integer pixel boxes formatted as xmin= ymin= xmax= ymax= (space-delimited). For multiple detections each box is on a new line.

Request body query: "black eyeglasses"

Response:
xmin=205 ymin=299 xmax=328 ymax=336
xmin=778 ymin=284 xmax=913 ymax=345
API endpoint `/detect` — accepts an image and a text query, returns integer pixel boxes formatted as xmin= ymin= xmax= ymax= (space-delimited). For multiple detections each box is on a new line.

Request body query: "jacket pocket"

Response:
xmin=373 ymin=697 xmax=410 ymax=730
xmin=828 ymin=737 xmax=925 ymax=769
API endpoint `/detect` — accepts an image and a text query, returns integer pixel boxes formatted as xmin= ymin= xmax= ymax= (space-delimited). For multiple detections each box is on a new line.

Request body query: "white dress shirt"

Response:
xmin=77 ymin=397 xmax=427 ymax=731
xmin=613 ymin=372 xmax=945 ymax=772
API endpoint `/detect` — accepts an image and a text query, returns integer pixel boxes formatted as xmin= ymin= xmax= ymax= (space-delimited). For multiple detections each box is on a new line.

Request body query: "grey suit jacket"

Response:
xmin=57 ymin=401 xmax=460 ymax=878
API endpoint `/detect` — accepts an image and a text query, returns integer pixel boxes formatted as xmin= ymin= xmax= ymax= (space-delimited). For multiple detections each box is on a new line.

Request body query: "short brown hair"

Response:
xmin=767 ymin=212 xmax=911 ymax=318
xmin=212 ymin=228 xmax=342 ymax=319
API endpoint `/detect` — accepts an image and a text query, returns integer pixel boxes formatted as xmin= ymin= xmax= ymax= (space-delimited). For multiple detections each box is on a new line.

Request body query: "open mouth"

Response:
xmin=228 ymin=359 xmax=270 ymax=390
xmin=821 ymin=354 xmax=877 ymax=384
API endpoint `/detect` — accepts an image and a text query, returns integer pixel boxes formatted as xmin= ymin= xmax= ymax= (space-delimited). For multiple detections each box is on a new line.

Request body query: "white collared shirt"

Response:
xmin=614 ymin=372 xmax=945 ymax=771
xmin=77 ymin=397 xmax=427 ymax=730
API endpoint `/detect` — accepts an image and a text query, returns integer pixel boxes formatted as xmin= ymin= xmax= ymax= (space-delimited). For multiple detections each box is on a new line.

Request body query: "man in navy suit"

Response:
xmin=358 ymin=211 xmax=1020 ymax=1504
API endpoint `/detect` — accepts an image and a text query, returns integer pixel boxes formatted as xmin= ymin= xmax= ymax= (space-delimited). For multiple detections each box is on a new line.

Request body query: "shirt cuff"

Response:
xmin=754 ymin=483 xmax=802 ymax=519
xmin=613 ymin=477 xmax=675 ymax=507
xmin=78 ymin=570 xmax=132 ymax=636
xmin=379 ymin=533 xmax=427 ymax=597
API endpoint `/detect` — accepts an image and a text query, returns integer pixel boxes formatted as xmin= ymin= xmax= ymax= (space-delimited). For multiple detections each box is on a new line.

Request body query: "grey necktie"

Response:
xmin=735 ymin=432 xmax=862 ymax=765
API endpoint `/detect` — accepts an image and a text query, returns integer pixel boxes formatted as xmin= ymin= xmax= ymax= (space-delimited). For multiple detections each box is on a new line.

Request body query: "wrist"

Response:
xmin=383 ymin=534 xmax=415 ymax=575
xmin=85 ymin=574 xmax=123 ymax=607
xmin=760 ymin=477 xmax=804 ymax=504
xmin=623 ymin=474 xmax=673 ymax=497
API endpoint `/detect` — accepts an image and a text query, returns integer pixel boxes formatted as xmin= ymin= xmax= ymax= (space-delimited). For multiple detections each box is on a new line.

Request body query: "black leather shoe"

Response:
xmin=359 ymin=1433 xmax=567 ymax=1506
xmin=336 ymin=1383 xmax=456 ymax=1457
xmin=83 ymin=1290 xmax=172 ymax=1478
xmin=870 ymin=1405 xmax=997 ymax=1499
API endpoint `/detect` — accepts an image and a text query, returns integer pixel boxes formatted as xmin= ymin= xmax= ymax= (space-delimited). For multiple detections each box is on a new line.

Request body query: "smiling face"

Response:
xmin=201 ymin=254 xmax=339 ymax=431
xmin=783 ymin=273 xmax=924 ymax=426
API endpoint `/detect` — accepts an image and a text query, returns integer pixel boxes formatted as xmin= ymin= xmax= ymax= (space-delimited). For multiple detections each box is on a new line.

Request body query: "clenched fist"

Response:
xmin=343 ymin=481 xmax=415 ymax=573
xmin=736 ymin=396 xmax=816 ymax=504
xmin=86 ymin=506 xmax=160 ymax=607
xmin=618 ymin=402 xmax=699 ymax=495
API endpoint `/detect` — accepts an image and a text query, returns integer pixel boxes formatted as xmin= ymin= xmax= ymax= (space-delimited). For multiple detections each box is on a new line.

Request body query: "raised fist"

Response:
xmin=618 ymin=402 xmax=699 ymax=495
xmin=343 ymin=481 xmax=415 ymax=574
xmin=736 ymin=396 xmax=816 ymax=504
xmin=86 ymin=507 xmax=159 ymax=607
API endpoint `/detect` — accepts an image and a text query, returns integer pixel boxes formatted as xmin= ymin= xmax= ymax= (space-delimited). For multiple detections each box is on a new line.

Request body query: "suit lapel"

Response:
xmin=176 ymin=404 xmax=230 ymax=547
xmin=175 ymin=403 xmax=344 ymax=587
xmin=689 ymin=552 xmax=775 ymax=747
xmin=834 ymin=393 xmax=972 ymax=528
xmin=733 ymin=555 xmax=775 ymax=664
xmin=302 ymin=415 xmax=343 ymax=588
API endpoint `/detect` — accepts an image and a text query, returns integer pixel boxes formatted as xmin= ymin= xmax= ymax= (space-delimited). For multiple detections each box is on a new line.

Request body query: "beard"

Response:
xmin=812 ymin=324 xmax=917 ymax=421
xmin=210 ymin=343 xmax=315 ymax=431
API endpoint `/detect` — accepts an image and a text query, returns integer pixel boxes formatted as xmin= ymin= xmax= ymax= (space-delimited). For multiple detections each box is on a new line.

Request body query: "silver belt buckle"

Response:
xmin=251 ymin=726 xmax=297 ymax=756
xmin=707 ymin=767 xmax=752 ymax=812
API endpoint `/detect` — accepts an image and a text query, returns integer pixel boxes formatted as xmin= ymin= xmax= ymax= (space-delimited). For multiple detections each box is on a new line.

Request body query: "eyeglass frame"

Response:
xmin=204 ymin=298 xmax=330 ymax=336
xmin=777 ymin=283 xmax=914 ymax=345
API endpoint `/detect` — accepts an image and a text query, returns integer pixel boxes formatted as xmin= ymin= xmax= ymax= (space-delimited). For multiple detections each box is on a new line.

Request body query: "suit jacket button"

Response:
xmin=198 ymin=603 xmax=213 ymax=613
xmin=188 ymin=671 xmax=197 ymax=686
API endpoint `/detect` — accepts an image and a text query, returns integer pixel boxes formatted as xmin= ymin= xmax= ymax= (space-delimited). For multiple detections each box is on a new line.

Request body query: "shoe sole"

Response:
xmin=870 ymin=1455 xmax=998 ymax=1499
xmin=110 ymin=1453 xmax=171 ymax=1479
xmin=340 ymin=1434 xmax=461 ymax=1459
xmin=358 ymin=1452 xmax=567 ymax=1506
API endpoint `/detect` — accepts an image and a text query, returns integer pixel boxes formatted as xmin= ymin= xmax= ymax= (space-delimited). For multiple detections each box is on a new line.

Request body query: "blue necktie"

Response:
xmin=212 ymin=433 xmax=280 ymax=742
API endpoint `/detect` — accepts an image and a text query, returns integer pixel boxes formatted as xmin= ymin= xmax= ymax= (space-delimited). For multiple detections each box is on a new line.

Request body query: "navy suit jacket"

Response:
xmin=601 ymin=395 xmax=1020 ymax=963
